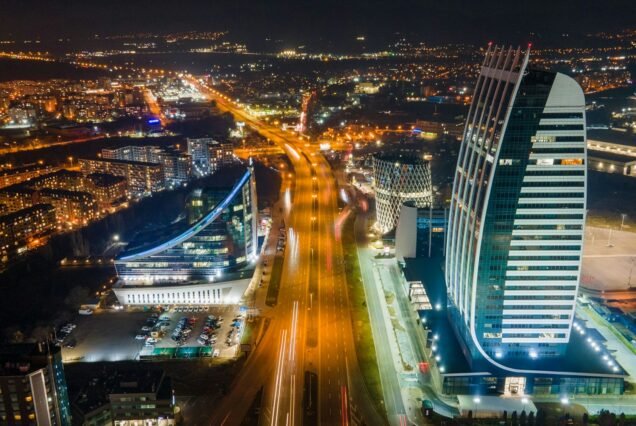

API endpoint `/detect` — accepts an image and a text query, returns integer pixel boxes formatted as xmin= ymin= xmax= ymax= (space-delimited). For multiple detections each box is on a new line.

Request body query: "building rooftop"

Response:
xmin=0 ymin=343 xmax=59 ymax=377
xmin=73 ymin=367 xmax=171 ymax=416
xmin=373 ymin=151 xmax=429 ymax=165
xmin=113 ymin=264 xmax=255 ymax=289
xmin=79 ymin=157 xmax=161 ymax=167
xmin=426 ymin=313 xmax=627 ymax=379
xmin=403 ymin=257 xmax=447 ymax=315
xmin=0 ymin=163 xmax=54 ymax=178
xmin=0 ymin=203 xmax=55 ymax=224
xmin=86 ymin=173 xmax=127 ymax=186
xmin=405 ymin=259 xmax=627 ymax=379
xmin=588 ymin=129 xmax=636 ymax=147
xmin=588 ymin=150 xmax=636 ymax=164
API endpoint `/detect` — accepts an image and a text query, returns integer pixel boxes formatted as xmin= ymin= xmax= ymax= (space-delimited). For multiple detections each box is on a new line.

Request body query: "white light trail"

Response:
xmin=272 ymin=329 xmax=288 ymax=426
xmin=285 ymin=144 xmax=300 ymax=161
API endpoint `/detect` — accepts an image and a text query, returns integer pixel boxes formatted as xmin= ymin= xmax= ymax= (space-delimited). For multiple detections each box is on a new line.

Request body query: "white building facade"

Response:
xmin=372 ymin=153 xmax=432 ymax=234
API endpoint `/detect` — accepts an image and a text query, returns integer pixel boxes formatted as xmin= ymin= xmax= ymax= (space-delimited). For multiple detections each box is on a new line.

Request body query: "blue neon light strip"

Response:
xmin=118 ymin=170 xmax=251 ymax=261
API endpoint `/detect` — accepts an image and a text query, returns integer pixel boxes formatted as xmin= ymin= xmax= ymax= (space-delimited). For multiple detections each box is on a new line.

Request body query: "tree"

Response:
xmin=583 ymin=412 xmax=589 ymax=425
xmin=619 ymin=413 xmax=626 ymax=426
xmin=535 ymin=409 xmax=547 ymax=426
xmin=598 ymin=409 xmax=614 ymax=426
xmin=9 ymin=329 xmax=25 ymax=343
xmin=65 ymin=285 xmax=89 ymax=309
xmin=527 ymin=411 xmax=535 ymax=426
xmin=520 ymin=409 xmax=527 ymax=426
xmin=30 ymin=325 xmax=52 ymax=342
xmin=511 ymin=410 xmax=518 ymax=426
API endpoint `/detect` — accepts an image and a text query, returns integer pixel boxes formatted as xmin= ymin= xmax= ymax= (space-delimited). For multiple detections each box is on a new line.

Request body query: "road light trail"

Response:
xmin=272 ymin=329 xmax=288 ymax=426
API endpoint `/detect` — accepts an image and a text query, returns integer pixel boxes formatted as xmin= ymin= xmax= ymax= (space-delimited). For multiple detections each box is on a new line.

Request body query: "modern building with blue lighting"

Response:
xmin=437 ymin=45 xmax=626 ymax=396
xmin=113 ymin=166 xmax=258 ymax=306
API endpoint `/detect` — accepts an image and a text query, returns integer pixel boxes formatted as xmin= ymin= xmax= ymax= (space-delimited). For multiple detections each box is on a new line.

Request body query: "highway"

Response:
xmin=188 ymin=79 xmax=384 ymax=425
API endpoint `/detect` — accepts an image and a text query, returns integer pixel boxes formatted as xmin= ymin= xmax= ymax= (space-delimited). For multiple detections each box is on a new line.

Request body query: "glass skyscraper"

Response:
xmin=446 ymin=45 xmax=587 ymax=367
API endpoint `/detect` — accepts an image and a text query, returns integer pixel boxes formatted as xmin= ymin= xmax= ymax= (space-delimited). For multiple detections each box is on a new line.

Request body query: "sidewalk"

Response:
xmin=357 ymin=223 xmax=455 ymax=424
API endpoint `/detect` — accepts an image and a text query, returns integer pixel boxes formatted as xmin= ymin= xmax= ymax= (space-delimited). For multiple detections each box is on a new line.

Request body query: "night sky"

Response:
xmin=1 ymin=0 xmax=635 ymax=44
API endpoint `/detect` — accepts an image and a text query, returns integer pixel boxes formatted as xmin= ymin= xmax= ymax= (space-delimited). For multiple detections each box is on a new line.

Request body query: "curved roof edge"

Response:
xmin=117 ymin=169 xmax=251 ymax=261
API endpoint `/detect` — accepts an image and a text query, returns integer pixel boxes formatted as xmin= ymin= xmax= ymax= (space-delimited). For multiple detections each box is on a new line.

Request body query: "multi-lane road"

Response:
xmin=189 ymin=79 xmax=384 ymax=425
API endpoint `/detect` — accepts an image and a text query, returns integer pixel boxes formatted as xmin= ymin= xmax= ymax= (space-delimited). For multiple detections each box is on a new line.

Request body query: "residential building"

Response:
xmin=156 ymin=147 xmax=191 ymax=187
xmin=101 ymin=145 xmax=191 ymax=187
xmin=0 ymin=343 xmax=71 ymax=426
xmin=0 ymin=204 xmax=56 ymax=262
xmin=39 ymin=189 xmax=99 ymax=226
xmin=30 ymin=170 xmax=85 ymax=192
xmin=187 ymin=138 xmax=234 ymax=177
xmin=0 ymin=164 xmax=57 ymax=190
xmin=0 ymin=186 xmax=38 ymax=213
xmin=101 ymin=146 xmax=160 ymax=164
xmin=86 ymin=173 xmax=127 ymax=209
xmin=79 ymin=158 xmax=164 ymax=198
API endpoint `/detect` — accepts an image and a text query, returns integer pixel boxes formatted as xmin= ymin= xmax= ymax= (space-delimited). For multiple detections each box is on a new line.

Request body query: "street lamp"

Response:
xmin=621 ymin=213 xmax=627 ymax=232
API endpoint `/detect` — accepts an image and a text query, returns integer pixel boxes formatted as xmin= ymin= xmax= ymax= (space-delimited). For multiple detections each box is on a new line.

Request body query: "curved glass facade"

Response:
xmin=446 ymin=45 xmax=589 ymax=371
xmin=115 ymin=168 xmax=257 ymax=283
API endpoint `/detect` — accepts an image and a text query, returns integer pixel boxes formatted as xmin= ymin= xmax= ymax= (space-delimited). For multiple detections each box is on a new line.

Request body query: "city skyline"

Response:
xmin=1 ymin=0 xmax=636 ymax=46
xmin=0 ymin=4 xmax=635 ymax=425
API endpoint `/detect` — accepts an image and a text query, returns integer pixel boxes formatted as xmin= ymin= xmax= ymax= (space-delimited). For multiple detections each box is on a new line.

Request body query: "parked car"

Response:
xmin=78 ymin=308 xmax=93 ymax=315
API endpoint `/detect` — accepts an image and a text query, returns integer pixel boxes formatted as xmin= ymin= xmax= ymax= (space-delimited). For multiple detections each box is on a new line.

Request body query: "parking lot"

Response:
xmin=582 ymin=226 xmax=636 ymax=291
xmin=61 ymin=305 xmax=243 ymax=363
xmin=144 ymin=305 xmax=243 ymax=358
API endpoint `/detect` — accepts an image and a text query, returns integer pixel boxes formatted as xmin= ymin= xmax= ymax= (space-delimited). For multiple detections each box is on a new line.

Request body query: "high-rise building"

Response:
xmin=439 ymin=45 xmax=625 ymax=396
xmin=101 ymin=146 xmax=191 ymax=187
xmin=0 ymin=343 xmax=71 ymax=425
xmin=156 ymin=147 xmax=192 ymax=187
xmin=187 ymin=138 xmax=234 ymax=177
xmin=447 ymin=44 xmax=588 ymax=363
xmin=372 ymin=152 xmax=432 ymax=234
xmin=101 ymin=145 xmax=160 ymax=164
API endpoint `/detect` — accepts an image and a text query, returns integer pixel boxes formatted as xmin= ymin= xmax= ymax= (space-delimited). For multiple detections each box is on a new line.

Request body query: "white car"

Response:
xmin=135 ymin=334 xmax=147 ymax=340
xmin=146 ymin=337 xmax=157 ymax=344
xmin=78 ymin=308 xmax=93 ymax=315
